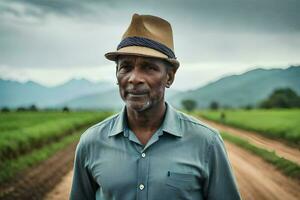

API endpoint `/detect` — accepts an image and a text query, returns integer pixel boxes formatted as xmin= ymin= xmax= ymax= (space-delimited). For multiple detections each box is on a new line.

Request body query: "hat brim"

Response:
xmin=105 ymin=46 xmax=179 ymax=68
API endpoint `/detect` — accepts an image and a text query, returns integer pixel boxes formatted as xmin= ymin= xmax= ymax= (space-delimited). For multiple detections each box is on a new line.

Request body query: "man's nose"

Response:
xmin=128 ymin=68 xmax=145 ymax=84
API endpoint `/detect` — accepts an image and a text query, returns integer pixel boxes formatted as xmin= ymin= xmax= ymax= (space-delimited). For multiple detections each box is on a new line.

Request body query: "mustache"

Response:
xmin=125 ymin=86 xmax=149 ymax=94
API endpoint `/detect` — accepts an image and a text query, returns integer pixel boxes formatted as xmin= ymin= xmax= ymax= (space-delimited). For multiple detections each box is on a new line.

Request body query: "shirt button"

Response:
xmin=139 ymin=184 xmax=145 ymax=190
xmin=141 ymin=153 xmax=146 ymax=158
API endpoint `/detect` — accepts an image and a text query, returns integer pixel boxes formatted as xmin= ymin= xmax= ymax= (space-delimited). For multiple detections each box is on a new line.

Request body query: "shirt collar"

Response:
xmin=108 ymin=106 xmax=127 ymax=137
xmin=108 ymin=102 xmax=182 ymax=137
xmin=161 ymin=102 xmax=182 ymax=137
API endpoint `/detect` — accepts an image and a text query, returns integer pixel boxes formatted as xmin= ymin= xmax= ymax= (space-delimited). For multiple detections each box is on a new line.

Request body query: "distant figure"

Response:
xmin=70 ymin=14 xmax=241 ymax=200
xmin=221 ymin=112 xmax=226 ymax=122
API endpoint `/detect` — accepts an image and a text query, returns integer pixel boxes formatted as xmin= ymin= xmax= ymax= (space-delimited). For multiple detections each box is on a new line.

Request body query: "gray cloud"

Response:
xmin=3 ymin=0 xmax=93 ymax=18
xmin=2 ymin=0 xmax=300 ymax=31
xmin=0 ymin=0 xmax=299 ymax=69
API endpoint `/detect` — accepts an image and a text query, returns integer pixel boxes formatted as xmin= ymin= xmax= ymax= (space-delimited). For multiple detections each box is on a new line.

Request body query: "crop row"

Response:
xmin=0 ymin=111 xmax=112 ymax=162
xmin=0 ymin=111 xmax=94 ymax=131
xmin=0 ymin=129 xmax=82 ymax=185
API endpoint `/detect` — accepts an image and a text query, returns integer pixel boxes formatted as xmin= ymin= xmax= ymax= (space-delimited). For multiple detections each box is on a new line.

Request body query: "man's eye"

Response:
xmin=119 ymin=65 xmax=131 ymax=72
xmin=145 ymin=65 xmax=157 ymax=71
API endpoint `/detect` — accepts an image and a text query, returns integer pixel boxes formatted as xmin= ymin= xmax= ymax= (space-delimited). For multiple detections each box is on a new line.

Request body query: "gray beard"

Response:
xmin=126 ymin=100 xmax=151 ymax=112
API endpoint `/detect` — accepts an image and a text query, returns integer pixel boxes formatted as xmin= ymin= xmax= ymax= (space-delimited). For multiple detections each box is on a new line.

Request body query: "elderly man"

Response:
xmin=70 ymin=14 xmax=241 ymax=200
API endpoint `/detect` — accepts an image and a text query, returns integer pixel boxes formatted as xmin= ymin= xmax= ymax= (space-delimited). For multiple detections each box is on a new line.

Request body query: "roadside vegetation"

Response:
xmin=221 ymin=132 xmax=300 ymax=179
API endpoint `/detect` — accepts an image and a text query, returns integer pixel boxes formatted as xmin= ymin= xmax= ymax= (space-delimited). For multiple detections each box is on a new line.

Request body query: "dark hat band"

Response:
xmin=117 ymin=36 xmax=176 ymax=59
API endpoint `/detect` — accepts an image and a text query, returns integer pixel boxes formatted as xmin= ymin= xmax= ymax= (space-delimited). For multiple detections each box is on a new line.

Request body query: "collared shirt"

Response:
xmin=70 ymin=102 xmax=241 ymax=200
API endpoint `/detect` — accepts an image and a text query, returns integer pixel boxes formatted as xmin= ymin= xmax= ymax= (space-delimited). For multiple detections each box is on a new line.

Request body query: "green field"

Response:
xmin=0 ymin=111 xmax=112 ymax=184
xmin=195 ymin=109 xmax=300 ymax=145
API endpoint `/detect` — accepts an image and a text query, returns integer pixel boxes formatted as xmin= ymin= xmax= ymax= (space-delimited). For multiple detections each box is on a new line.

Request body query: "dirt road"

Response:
xmin=0 ymin=142 xmax=77 ymax=200
xmin=44 ymin=170 xmax=73 ymax=200
xmin=43 ymin=142 xmax=300 ymax=200
xmin=199 ymin=117 xmax=300 ymax=164
xmin=225 ymin=141 xmax=300 ymax=200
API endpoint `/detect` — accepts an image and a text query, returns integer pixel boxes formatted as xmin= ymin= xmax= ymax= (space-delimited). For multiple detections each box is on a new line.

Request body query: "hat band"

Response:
xmin=117 ymin=36 xmax=176 ymax=59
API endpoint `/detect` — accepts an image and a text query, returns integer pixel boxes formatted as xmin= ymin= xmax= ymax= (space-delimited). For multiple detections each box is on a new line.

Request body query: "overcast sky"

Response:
xmin=0 ymin=0 xmax=299 ymax=90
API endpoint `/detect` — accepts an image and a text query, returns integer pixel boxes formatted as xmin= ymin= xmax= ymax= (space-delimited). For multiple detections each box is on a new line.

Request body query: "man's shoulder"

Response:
xmin=88 ymin=112 xmax=119 ymax=131
xmin=79 ymin=112 xmax=120 ymax=144
xmin=175 ymin=110 xmax=219 ymax=140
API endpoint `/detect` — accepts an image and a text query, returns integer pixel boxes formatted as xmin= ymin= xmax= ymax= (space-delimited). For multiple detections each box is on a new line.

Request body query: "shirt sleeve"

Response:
xmin=69 ymin=138 xmax=98 ymax=200
xmin=203 ymin=133 xmax=242 ymax=200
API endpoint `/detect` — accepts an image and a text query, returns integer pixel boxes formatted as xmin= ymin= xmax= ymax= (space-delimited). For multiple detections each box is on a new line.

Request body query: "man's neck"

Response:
xmin=126 ymin=101 xmax=166 ymax=139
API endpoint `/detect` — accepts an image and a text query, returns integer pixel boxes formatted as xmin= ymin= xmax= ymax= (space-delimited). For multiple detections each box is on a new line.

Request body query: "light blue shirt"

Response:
xmin=70 ymin=102 xmax=241 ymax=200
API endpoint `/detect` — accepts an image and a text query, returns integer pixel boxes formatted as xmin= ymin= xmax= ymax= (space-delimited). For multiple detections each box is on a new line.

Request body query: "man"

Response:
xmin=70 ymin=14 xmax=241 ymax=200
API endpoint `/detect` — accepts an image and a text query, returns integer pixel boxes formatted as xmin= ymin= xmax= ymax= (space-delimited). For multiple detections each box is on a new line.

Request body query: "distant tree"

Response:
xmin=62 ymin=106 xmax=70 ymax=112
xmin=1 ymin=107 xmax=10 ymax=112
xmin=260 ymin=88 xmax=300 ymax=108
xmin=243 ymin=104 xmax=253 ymax=110
xmin=29 ymin=104 xmax=38 ymax=111
xmin=181 ymin=99 xmax=197 ymax=111
xmin=210 ymin=101 xmax=219 ymax=110
xmin=17 ymin=107 xmax=27 ymax=112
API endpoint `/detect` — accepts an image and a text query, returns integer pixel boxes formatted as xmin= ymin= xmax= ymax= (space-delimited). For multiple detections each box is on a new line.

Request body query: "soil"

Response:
xmin=225 ymin=141 xmax=300 ymax=200
xmin=0 ymin=142 xmax=77 ymax=200
xmin=43 ymin=170 xmax=73 ymax=200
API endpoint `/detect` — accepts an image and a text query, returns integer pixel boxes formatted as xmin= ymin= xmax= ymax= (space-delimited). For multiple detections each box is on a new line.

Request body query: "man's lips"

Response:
xmin=126 ymin=90 xmax=148 ymax=97
xmin=127 ymin=94 xmax=147 ymax=98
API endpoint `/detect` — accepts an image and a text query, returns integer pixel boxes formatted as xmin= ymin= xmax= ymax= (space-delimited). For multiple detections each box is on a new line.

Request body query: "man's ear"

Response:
xmin=166 ymin=66 xmax=178 ymax=88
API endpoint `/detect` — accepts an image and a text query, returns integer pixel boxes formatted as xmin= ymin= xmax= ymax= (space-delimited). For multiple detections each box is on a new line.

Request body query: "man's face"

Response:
xmin=116 ymin=55 xmax=175 ymax=112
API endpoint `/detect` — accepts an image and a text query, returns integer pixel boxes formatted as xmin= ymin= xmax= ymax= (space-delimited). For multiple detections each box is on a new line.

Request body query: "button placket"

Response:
xmin=136 ymin=151 xmax=149 ymax=200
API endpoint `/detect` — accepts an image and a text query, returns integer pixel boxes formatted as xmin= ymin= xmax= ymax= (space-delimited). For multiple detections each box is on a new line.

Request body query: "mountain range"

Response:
xmin=0 ymin=78 xmax=114 ymax=108
xmin=0 ymin=66 xmax=299 ymax=109
xmin=169 ymin=66 xmax=300 ymax=108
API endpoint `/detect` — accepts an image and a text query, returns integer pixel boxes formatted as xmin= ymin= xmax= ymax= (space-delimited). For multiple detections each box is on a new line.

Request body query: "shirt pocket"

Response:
xmin=164 ymin=171 xmax=202 ymax=200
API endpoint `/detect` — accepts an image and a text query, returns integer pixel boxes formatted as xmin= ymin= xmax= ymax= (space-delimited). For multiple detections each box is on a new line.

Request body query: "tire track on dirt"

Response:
xmin=199 ymin=117 xmax=300 ymax=164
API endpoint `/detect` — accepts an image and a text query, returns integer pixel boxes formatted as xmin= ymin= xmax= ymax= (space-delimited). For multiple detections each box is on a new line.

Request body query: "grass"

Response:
xmin=196 ymin=109 xmax=300 ymax=145
xmin=0 ymin=111 xmax=114 ymax=186
xmin=221 ymin=131 xmax=300 ymax=179
xmin=0 ymin=111 xmax=67 ymax=131
xmin=0 ymin=129 xmax=81 ymax=186
xmin=0 ymin=111 xmax=112 ymax=161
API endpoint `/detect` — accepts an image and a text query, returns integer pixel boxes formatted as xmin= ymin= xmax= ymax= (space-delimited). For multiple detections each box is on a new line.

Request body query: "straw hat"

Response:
xmin=105 ymin=13 xmax=180 ymax=67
